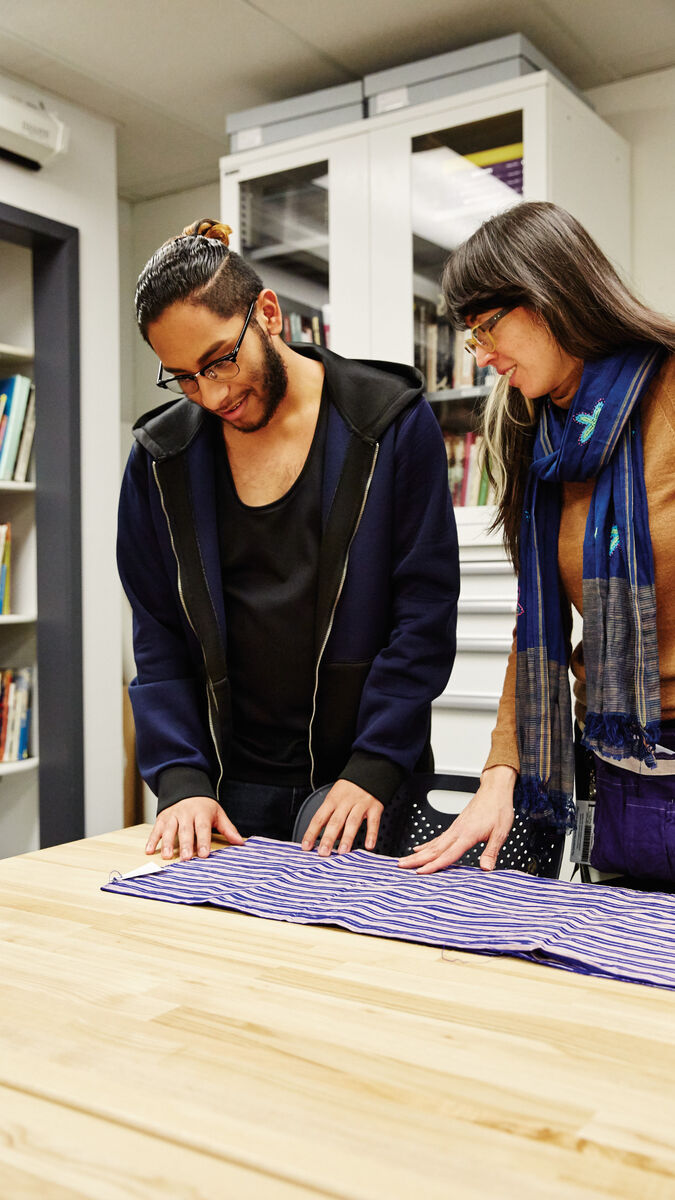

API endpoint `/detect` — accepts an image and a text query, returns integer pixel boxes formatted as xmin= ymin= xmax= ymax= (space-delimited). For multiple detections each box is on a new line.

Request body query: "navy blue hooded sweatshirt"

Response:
xmin=118 ymin=345 xmax=459 ymax=813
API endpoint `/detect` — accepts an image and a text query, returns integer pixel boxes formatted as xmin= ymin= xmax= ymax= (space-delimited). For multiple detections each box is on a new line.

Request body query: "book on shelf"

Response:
xmin=0 ymin=375 xmax=32 ymax=480
xmin=415 ymin=304 xmax=499 ymax=395
xmin=0 ymin=666 xmax=32 ymax=761
xmin=413 ymin=138 xmax=523 ymax=396
xmin=415 ymin=298 xmax=453 ymax=392
xmin=452 ymin=328 xmax=475 ymax=389
xmin=465 ymin=141 xmax=524 ymax=197
xmin=445 ymin=433 xmax=465 ymax=502
xmin=0 ymin=669 xmax=12 ymax=759
xmin=458 ymin=432 xmax=474 ymax=506
xmin=284 ymin=308 xmax=326 ymax=346
xmin=425 ymin=321 xmax=438 ymax=392
xmin=12 ymin=385 xmax=36 ymax=482
xmin=278 ymin=291 xmax=326 ymax=348
xmin=442 ymin=433 xmax=495 ymax=507
xmin=321 ymin=303 xmax=331 ymax=350
xmin=0 ymin=523 xmax=10 ymax=614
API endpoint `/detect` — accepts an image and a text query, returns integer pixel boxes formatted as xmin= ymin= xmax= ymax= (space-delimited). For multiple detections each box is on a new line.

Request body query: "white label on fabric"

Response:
xmin=108 ymin=861 xmax=166 ymax=882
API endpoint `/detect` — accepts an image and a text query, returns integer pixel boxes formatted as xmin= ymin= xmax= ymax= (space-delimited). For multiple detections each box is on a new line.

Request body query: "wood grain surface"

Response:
xmin=0 ymin=824 xmax=673 ymax=1199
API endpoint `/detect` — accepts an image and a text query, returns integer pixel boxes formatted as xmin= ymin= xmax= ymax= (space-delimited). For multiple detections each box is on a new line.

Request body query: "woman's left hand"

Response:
xmin=398 ymin=766 xmax=516 ymax=874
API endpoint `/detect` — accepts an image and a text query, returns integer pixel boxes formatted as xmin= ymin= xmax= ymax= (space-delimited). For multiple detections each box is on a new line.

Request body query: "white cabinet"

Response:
xmin=222 ymin=70 xmax=629 ymax=367
xmin=366 ymin=72 xmax=629 ymax=364
xmin=222 ymin=133 xmax=372 ymax=359
xmin=220 ymin=70 xmax=627 ymax=780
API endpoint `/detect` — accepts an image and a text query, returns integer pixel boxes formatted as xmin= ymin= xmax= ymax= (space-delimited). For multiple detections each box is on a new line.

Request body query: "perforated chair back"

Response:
xmin=292 ymin=774 xmax=565 ymax=879
xmin=392 ymin=773 xmax=565 ymax=878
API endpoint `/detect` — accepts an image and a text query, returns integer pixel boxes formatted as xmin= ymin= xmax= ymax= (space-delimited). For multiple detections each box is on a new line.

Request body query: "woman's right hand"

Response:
xmin=397 ymin=765 xmax=517 ymax=875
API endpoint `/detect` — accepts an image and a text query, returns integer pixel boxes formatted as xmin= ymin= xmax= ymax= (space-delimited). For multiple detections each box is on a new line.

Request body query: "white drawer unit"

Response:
xmin=457 ymin=598 xmax=516 ymax=639
xmin=431 ymin=510 xmax=515 ymax=777
xmin=446 ymin=638 xmax=512 ymax=695
xmin=431 ymin=700 xmax=500 ymax=776
xmin=459 ymin=558 xmax=516 ymax=601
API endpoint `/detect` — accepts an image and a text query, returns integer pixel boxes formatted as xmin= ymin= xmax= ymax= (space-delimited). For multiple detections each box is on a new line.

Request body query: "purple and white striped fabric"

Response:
xmin=102 ymin=837 xmax=675 ymax=990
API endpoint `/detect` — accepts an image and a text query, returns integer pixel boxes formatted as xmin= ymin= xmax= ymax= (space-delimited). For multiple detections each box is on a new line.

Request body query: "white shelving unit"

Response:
xmin=431 ymin=509 xmax=515 ymax=776
xmin=0 ymin=242 xmax=39 ymax=854
xmin=221 ymin=67 xmax=629 ymax=783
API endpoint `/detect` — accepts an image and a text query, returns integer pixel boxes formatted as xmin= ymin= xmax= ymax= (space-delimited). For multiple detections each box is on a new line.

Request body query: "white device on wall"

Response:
xmin=0 ymin=91 xmax=69 ymax=171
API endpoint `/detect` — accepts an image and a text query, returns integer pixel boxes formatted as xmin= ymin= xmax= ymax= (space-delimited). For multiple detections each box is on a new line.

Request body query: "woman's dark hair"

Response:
xmin=134 ymin=218 xmax=263 ymax=344
xmin=442 ymin=201 xmax=675 ymax=570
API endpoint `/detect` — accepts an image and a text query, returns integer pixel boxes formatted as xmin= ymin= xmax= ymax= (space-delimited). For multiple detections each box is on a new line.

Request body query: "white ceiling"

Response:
xmin=0 ymin=0 xmax=674 ymax=202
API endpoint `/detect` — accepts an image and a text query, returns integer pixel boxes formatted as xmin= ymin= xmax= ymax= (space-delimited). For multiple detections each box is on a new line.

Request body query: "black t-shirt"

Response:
xmin=213 ymin=395 xmax=328 ymax=784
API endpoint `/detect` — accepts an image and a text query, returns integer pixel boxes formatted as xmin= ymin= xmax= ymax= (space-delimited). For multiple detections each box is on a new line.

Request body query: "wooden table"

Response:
xmin=0 ymin=825 xmax=674 ymax=1199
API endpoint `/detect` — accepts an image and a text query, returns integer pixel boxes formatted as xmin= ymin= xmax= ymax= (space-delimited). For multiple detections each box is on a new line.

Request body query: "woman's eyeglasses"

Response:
xmin=465 ymin=306 xmax=514 ymax=358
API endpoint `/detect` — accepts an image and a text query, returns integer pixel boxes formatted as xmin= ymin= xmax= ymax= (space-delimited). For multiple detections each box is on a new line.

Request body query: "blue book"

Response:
xmin=18 ymin=705 xmax=31 ymax=760
xmin=14 ymin=668 xmax=32 ymax=760
xmin=0 ymin=375 xmax=31 ymax=480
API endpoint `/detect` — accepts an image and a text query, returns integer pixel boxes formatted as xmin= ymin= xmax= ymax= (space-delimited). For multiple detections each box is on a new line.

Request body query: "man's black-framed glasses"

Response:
xmin=156 ymin=299 xmax=257 ymax=396
xmin=465 ymin=306 xmax=514 ymax=358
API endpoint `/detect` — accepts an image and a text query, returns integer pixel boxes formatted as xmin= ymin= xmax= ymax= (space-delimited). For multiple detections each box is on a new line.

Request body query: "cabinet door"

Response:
xmin=368 ymin=83 xmax=546 ymax=369
xmin=221 ymin=133 xmax=371 ymax=359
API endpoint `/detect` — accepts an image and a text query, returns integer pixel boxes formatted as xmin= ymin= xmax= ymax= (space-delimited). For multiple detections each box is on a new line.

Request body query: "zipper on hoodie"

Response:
xmin=152 ymin=461 xmax=225 ymax=804
xmin=308 ymin=441 xmax=380 ymax=789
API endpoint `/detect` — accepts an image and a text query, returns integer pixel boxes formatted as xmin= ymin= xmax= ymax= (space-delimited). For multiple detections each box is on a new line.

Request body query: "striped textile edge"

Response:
xmin=102 ymin=837 xmax=675 ymax=991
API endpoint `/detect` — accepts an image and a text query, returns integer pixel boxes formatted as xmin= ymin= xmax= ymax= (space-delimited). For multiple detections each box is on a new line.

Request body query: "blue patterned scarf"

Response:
xmin=515 ymin=344 xmax=665 ymax=828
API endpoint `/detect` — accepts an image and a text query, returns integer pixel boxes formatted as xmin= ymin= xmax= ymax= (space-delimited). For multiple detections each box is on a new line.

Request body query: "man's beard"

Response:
xmin=235 ymin=326 xmax=288 ymax=433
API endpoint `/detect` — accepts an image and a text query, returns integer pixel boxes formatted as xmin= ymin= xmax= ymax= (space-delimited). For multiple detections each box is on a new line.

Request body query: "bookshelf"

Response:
xmin=221 ymin=69 xmax=629 ymax=780
xmin=0 ymin=310 xmax=38 ymax=850
xmin=0 ymin=201 xmax=83 ymax=856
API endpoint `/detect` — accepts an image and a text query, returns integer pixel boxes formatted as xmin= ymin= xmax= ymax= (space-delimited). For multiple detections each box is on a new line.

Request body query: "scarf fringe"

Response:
xmin=515 ymin=776 xmax=576 ymax=831
xmin=583 ymin=712 xmax=660 ymax=769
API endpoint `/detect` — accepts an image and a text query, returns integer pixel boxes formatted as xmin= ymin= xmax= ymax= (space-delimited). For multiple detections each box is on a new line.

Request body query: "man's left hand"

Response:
xmin=301 ymin=780 xmax=383 ymax=856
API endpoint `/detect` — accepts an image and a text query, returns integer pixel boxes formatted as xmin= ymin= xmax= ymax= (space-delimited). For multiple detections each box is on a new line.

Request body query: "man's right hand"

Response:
xmin=145 ymin=796 xmax=245 ymax=862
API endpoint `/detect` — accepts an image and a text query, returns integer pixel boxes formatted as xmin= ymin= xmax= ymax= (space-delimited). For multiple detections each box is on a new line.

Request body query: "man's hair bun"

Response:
xmin=180 ymin=218 xmax=232 ymax=246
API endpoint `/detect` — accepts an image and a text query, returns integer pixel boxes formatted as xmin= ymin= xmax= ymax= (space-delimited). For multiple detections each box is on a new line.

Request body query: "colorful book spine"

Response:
xmin=12 ymin=386 xmax=36 ymax=482
xmin=0 ymin=667 xmax=32 ymax=761
xmin=0 ymin=523 xmax=9 ymax=614
xmin=0 ymin=375 xmax=31 ymax=480
xmin=0 ymin=668 xmax=12 ymax=760
xmin=0 ymin=378 xmax=13 ymax=459
xmin=477 ymin=464 xmax=490 ymax=507
xmin=459 ymin=432 xmax=475 ymax=506
xmin=11 ymin=668 xmax=32 ymax=760
xmin=466 ymin=438 xmax=483 ymax=506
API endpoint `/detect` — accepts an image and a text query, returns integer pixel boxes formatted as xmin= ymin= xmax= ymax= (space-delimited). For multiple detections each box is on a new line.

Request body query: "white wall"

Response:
xmin=118 ymin=199 xmax=136 ymax=427
xmin=119 ymin=182 xmax=219 ymax=823
xmin=587 ymin=65 xmax=675 ymax=317
xmin=0 ymin=70 xmax=123 ymax=838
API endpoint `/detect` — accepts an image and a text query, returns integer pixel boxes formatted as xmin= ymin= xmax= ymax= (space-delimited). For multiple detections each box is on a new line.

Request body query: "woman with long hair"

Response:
xmin=400 ymin=201 xmax=675 ymax=888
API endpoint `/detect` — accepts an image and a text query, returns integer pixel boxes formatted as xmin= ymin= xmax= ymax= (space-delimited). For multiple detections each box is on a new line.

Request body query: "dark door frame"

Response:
xmin=0 ymin=199 xmax=83 ymax=846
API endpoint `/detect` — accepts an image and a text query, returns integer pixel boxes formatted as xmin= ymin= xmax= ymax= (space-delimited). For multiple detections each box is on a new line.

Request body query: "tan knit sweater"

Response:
xmin=484 ymin=353 xmax=675 ymax=774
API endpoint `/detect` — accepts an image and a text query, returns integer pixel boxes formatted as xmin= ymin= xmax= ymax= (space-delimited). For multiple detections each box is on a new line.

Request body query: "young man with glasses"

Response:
xmin=119 ymin=219 xmax=459 ymax=864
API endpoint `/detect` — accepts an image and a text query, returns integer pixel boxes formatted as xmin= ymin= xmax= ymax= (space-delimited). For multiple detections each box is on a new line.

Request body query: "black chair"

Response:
xmin=292 ymin=773 xmax=566 ymax=879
